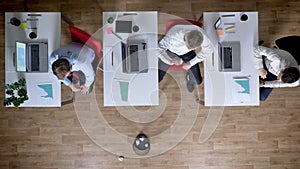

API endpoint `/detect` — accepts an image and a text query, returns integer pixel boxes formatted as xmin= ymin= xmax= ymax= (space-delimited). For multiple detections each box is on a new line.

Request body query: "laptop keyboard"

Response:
xmin=30 ymin=44 xmax=40 ymax=71
xmin=223 ymin=47 xmax=233 ymax=69
xmin=129 ymin=45 xmax=139 ymax=72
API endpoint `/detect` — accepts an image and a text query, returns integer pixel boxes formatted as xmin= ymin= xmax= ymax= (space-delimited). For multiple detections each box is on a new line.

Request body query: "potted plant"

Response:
xmin=4 ymin=78 xmax=29 ymax=107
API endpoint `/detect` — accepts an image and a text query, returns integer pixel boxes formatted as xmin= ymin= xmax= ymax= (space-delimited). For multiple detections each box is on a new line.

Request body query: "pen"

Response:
xmin=123 ymin=13 xmax=138 ymax=16
xmin=112 ymin=31 xmax=123 ymax=40
xmin=221 ymin=14 xmax=235 ymax=17
xmin=225 ymin=26 xmax=235 ymax=31
xmin=111 ymin=51 xmax=114 ymax=66
xmin=224 ymin=23 xmax=235 ymax=25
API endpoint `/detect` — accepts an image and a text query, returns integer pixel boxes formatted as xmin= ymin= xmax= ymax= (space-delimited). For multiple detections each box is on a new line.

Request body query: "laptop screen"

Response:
xmin=16 ymin=42 xmax=27 ymax=72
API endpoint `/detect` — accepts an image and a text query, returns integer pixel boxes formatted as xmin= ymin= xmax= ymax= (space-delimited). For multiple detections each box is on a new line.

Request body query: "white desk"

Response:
xmin=5 ymin=12 xmax=61 ymax=107
xmin=203 ymin=12 xmax=259 ymax=106
xmin=103 ymin=11 xmax=158 ymax=106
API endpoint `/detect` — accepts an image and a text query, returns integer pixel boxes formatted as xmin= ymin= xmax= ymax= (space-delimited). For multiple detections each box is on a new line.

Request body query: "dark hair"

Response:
xmin=281 ymin=67 xmax=300 ymax=83
xmin=68 ymin=70 xmax=86 ymax=86
xmin=52 ymin=58 xmax=71 ymax=80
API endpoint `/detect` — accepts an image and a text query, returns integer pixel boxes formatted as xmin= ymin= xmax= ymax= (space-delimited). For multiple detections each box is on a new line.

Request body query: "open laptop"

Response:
xmin=15 ymin=41 xmax=48 ymax=72
xmin=121 ymin=41 xmax=148 ymax=73
xmin=218 ymin=41 xmax=241 ymax=72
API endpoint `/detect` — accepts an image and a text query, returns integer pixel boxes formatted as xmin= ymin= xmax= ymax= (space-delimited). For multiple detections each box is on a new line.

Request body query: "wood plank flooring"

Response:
xmin=0 ymin=0 xmax=300 ymax=169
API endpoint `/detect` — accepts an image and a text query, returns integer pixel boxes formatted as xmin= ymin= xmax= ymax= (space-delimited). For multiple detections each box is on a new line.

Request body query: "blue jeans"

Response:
xmin=259 ymin=56 xmax=277 ymax=101
xmin=158 ymin=50 xmax=202 ymax=84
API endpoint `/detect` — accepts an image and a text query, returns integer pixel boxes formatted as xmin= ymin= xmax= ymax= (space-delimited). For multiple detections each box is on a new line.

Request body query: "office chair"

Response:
xmin=164 ymin=19 xmax=203 ymax=72
xmin=161 ymin=19 xmax=203 ymax=99
xmin=61 ymin=17 xmax=103 ymax=105
xmin=275 ymin=35 xmax=300 ymax=65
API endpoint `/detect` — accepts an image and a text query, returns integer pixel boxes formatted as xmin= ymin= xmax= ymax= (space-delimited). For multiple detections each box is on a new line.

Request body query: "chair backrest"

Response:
xmin=275 ymin=35 xmax=300 ymax=65
xmin=165 ymin=19 xmax=203 ymax=72
xmin=68 ymin=26 xmax=102 ymax=62
xmin=165 ymin=19 xmax=203 ymax=33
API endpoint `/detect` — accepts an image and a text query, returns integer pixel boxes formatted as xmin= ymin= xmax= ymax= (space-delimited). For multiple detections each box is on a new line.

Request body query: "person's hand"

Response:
xmin=171 ymin=57 xmax=183 ymax=65
xmin=182 ymin=62 xmax=192 ymax=70
xmin=72 ymin=87 xmax=81 ymax=92
xmin=259 ymin=79 xmax=265 ymax=87
xmin=80 ymin=85 xmax=90 ymax=94
xmin=258 ymin=68 xmax=267 ymax=79
xmin=69 ymin=83 xmax=81 ymax=92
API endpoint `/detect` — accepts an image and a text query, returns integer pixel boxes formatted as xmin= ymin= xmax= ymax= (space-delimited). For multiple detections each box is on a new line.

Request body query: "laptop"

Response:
xmin=15 ymin=41 xmax=48 ymax=72
xmin=121 ymin=41 xmax=148 ymax=73
xmin=218 ymin=41 xmax=241 ymax=72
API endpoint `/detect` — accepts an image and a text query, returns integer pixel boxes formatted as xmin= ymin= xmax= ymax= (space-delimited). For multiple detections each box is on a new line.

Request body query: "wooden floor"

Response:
xmin=1 ymin=0 xmax=300 ymax=169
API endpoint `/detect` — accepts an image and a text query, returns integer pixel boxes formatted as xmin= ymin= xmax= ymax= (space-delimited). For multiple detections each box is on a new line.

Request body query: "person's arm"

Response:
xmin=75 ymin=46 xmax=96 ymax=88
xmin=253 ymin=46 xmax=281 ymax=75
xmin=158 ymin=27 xmax=187 ymax=65
xmin=158 ymin=27 xmax=179 ymax=51
xmin=60 ymin=78 xmax=81 ymax=92
xmin=263 ymin=79 xmax=300 ymax=88
xmin=68 ymin=83 xmax=81 ymax=92
xmin=80 ymin=85 xmax=90 ymax=94
xmin=156 ymin=48 xmax=174 ymax=65
xmin=189 ymin=32 xmax=213 ymax=67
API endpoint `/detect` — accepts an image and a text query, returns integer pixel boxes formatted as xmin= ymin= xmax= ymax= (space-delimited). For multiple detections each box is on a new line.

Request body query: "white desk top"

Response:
xmin=203 ymin=12 xmax=259 ymax=106
xmin=5 ymin=12 xmax=61 ymax=107
xmin=103 ymin=11 xmax=158 ymax=106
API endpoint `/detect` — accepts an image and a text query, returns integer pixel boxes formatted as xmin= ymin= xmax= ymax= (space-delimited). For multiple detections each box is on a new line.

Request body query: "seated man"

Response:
xmin=253 ymin=45 xmax=300 ymax=101
xmin=158 ymin=24 xmax=213 ymax=92
xmin=50 ymin=42 xmax=95 ymax=94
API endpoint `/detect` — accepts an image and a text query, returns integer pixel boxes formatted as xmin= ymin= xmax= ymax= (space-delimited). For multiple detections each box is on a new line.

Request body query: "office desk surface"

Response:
xmin=103 ymin=11 xmax=158 ymax=106
xmin=203 ymin=12 xmax=259 ymax=106
xmin=5 ymin=12 xmax=61 ymax=107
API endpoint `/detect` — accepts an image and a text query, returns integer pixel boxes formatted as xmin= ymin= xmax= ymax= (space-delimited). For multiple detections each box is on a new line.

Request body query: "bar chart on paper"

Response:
xmin=232 ymin=77 xmax=251 ymax=103
xmin=37 ymin=83 xmax=53 ymax=99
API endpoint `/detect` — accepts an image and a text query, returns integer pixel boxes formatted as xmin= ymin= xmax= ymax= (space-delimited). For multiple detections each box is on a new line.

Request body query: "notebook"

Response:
xmin=15 ymin=41 xmax=48 ymax=72
xmin=115 ymin=20 xmax=132 ymax=33
xmin=121 ymin=41 xmax=148 ymax=73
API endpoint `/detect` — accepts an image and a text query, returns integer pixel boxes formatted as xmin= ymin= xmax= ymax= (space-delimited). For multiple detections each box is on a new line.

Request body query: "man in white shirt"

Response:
xmin=253 ymin=46 xmax=300 ymax=100
xmin=50 ymin=42 xmax=96 ymax=94
xmin=158 ymin=24 xmax=213 ymax=92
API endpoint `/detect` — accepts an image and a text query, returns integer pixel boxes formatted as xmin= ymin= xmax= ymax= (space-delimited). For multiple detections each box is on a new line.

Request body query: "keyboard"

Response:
xmin=223 ymin=46 xmax=233 ymax=69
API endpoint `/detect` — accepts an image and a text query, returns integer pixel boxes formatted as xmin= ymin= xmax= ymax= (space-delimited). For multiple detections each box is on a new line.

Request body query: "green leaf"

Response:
xmin=6 ymin=89 xmax=14 ymax=95
xmin=12 ymin=99 xmax=21 ymax=107
xmin=3 ymin=99 xmax=11 ymax=106
xmin=3 ymin=78 xmax=28 ymax=107
xmin=10 ymin=84 xmax=17 ymax=90
xmin=18 ymin=88 xmax=27 ymax=96
xmin=5 ymin=84 xmax=10 ymax=90
xmin=19 ymin=79 xmax=26 ymax=86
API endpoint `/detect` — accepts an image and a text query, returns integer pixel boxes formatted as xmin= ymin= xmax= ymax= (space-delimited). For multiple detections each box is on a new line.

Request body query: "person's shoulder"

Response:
xmin=170 ymin=24 xmax=202 ymax=31
xmin=275 ymin=47 xmax=293 ymax=57
xmin=288 ymin=79 xmax=300 ymax=87
xmin=168 ymin=24 xmax=197 ymax=34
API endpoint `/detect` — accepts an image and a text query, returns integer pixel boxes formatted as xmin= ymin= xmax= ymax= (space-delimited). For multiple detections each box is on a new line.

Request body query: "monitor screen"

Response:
xmin=16 ymin=42 xmax=27 ymax=72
